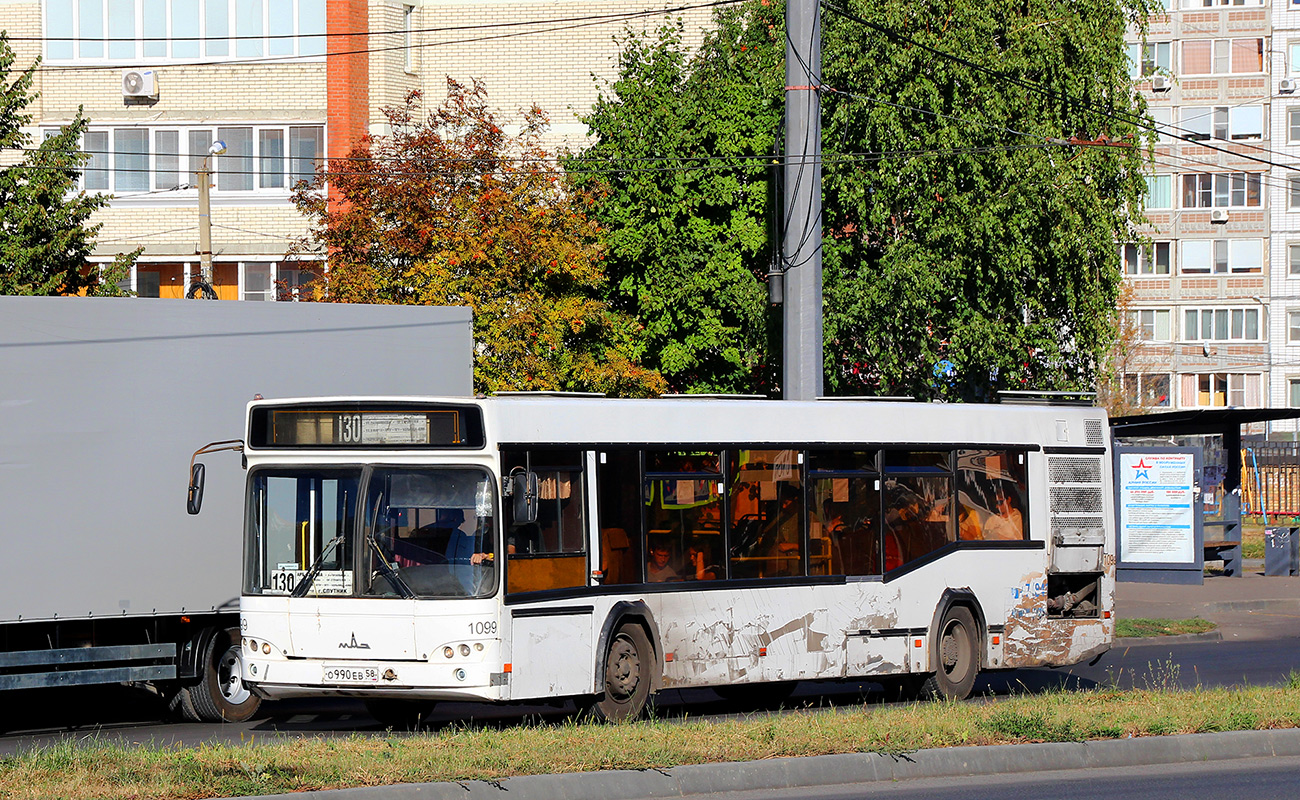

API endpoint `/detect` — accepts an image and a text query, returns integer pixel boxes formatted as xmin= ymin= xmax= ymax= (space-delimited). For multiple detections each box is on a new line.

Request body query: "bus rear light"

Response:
xmin=758 ymin=647 xmax=767 ymax=657
xmin=914 ymin=639 xmax=922 ymax=648
xmin=664 ymin=652 xmax=675 ymax=662
xmin=1104 ymin=611 xmax=1111 ymax=619
xmin=991 ymin=635 xmax=1000 ymax=645
xmin=503 ymin=663 xmax=512 ymax=673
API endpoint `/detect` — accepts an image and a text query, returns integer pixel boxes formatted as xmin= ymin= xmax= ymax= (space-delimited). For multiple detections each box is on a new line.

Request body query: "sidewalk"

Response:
xmin=1116 ymin=565 xmax=1300 ymax=642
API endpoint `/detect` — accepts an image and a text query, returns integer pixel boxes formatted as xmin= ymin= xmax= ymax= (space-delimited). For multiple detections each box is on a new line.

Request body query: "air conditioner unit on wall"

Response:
xmin=1281 ymin=78 xmax=1297 ymax=95
xmin=122 ymin=69 xmax=158 ymax=99
xmin=1210 ymin=208 xmax=1229 ymax=224
xmin=1151 ymin=75 xmax=1172 ymax=93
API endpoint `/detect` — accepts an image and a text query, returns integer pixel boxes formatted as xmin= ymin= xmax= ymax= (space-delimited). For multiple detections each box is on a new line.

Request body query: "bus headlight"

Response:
xmin=454 ymin=668 xmax=467 ymax=681
xmin=443 ymin=646 xmax=455 ymax=659
xmin=459 ymin=644 xmax=471 ymax=657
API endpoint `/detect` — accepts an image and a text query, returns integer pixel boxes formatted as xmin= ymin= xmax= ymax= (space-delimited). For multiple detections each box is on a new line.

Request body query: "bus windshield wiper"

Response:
xmin=292 ymin=534 xmax=345 ymax=598
xmin=367 ymin=533 xmax=416 ymax=599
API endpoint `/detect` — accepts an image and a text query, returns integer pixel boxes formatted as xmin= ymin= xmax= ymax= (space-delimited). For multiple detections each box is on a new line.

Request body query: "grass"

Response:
xmin=1241 ymin=522 xmax=1266 ymax=560
xmin=1115 ymin=618 xmax=1218 ymax=638
xmin=2 ymin=682 xmax=1299 ymax=799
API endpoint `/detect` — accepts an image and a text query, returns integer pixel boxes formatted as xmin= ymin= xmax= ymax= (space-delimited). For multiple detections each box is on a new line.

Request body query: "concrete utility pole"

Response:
xmin=193 ymin=140 xmax=227 ymax=299
xmin=783 ymin=0 xmax=824 ymax=400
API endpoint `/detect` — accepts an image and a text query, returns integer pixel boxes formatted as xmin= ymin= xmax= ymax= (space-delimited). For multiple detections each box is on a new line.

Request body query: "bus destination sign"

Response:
xmin=248 ymin=403 xmax=485 ymax=449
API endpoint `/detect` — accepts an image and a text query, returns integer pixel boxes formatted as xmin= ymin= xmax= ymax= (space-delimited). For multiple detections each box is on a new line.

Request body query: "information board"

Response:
xmin=1114 ymin=446 xmax=1203 ymax=584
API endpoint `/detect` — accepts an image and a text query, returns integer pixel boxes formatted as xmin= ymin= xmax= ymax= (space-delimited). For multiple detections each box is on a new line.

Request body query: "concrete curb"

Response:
xmin=231 ymin=728 xmax=1300 ymax=800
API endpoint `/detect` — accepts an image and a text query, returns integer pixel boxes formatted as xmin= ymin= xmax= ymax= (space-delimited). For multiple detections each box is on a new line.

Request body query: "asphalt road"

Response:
xmin=0 ymin=636 xmax=1297 ymax=755
xmin=702 ymin=754 xmax=1300 ymax=800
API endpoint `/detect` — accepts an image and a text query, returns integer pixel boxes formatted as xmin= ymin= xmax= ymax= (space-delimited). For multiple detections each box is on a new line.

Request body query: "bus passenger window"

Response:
xmin=502 ymin=450 xmax=587 ymax=594
xmin=957 ymin=450 xmax=1028 ymax=541
xmin=807 ymin=450 xmax=880 ymax=576
xmin=645 ymin=450 xmax=722 ymax=582
xmin=597 ymin=450 xmax=641 ymax=585
xmin=883 ymin=451 xmax=954 ymax=570
xmin=728 ymin=449 xmax=802 ymax=580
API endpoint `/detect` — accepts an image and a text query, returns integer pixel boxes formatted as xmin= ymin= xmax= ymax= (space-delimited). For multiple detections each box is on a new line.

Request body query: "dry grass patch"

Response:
xmin=3 ymin=683 xmax=1299 ymax=800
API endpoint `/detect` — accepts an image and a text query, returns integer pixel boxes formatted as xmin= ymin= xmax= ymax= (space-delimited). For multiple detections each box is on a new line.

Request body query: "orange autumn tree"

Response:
xmin=293 ymin=79 xmax=665 ymax=396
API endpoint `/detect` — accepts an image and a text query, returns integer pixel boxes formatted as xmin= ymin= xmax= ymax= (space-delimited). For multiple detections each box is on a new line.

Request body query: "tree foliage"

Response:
xmin=292 ymin=80 xmax=665 ymax=396
xmin=577 ymin=0 xmax=1153 ymax=399
xmin=0 ymin=36 xmax=113 ymax=296
xmin=570 ymin=13 xmax=783 ymax=393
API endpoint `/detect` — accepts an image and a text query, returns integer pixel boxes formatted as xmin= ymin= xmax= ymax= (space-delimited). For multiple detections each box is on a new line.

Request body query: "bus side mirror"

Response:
xmin=511 ymin=471 xmax=538 ymax=525
xmin=187 ymin=463 xmax=206 ymax=515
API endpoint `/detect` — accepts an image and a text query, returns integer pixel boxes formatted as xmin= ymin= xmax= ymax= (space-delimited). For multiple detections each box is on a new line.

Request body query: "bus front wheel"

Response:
xmin=920 ymin=606 xmax=979 ymax=701
xmin=589 ymin=624 xmax=653 ymax=722
xmin=169 ymin=627 xmax=262 ymax=723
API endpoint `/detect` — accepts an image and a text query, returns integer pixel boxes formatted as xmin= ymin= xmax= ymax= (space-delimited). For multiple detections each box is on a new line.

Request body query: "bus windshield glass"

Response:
xmin=361 ymin=467 xmax=498 ymax=599
xmin=246 ymin=468 xmax=362 ymax=597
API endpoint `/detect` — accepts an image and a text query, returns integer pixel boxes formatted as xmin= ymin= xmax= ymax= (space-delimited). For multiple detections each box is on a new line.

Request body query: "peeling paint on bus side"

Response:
xmin=1001 ymin=570 xmax=1111 ymax=668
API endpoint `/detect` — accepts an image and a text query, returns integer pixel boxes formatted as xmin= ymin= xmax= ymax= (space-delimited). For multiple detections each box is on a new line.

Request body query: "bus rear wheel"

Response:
xmin=920 ymin=606 xmax=979 ymax=701
xmin=364 ymin=699 xmax=436 ymax=730
xmin=589 ymin=624 xmax=653 ymax=722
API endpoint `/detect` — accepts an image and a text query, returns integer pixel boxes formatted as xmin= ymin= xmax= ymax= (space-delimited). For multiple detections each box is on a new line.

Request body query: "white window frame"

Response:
xmin=1182 ymin=306 xmax=1262 ymax=341
xmin=1131 ymin=308 xmax=1172 ymax=341
xmin=1289 ymin=310 xmax=1300 ymax=343
xmin=53 ymin=123 xmax=325 ymax=195
xmin=43 ymin=0 xmax=326 ymax=63
xmin=1180 ymin=106 xmax=1264 ymax=142
xmin=1122 ymin=373 xmax=1172 ymax=408
xmin=1182 ymin=373 xmax=1261 ymax=408
xmin=1180 ymin=172 xmax=1263 ymax=209
xmin=1121 ymin=241 xmax=1172 ymax=275
xmin=1145 ymin=174 xmax=1173 ymax=210
xmin=1180 ymin=239 xmax=1263 ymax=275
xmin=1183 ymin=38 xmax=1265 ymax=76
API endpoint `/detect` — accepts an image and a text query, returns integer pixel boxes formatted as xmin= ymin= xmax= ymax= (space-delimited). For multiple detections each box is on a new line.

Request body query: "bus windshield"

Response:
xmin=361 ymin=467 xmax=498 ymax=599
xmin=245 ymin=466 xmax=498 ymax=598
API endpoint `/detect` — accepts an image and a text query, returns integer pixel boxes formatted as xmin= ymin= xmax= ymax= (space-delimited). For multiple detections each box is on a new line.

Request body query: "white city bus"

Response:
xmin=197 ymin=394 xmax=1114 ymax=725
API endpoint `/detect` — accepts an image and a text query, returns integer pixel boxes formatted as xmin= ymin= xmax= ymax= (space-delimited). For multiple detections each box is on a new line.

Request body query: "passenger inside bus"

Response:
xmin=684 ymin=536 xmax=721 ymax=581
xmin=646 ymin=536 xmax=680 ymax=582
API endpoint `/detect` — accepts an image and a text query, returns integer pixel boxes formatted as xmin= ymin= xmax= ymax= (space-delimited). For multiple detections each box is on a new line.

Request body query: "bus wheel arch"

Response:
xmin=921 ymin=591 xmax=984 ymax=701
xmin=587 ymin=602 xmax=662 ymax=721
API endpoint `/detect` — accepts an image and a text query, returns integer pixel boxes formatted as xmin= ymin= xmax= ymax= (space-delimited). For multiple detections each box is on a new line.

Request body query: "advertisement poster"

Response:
xmin=1119 ymin=452 xmax=1196 ymax=564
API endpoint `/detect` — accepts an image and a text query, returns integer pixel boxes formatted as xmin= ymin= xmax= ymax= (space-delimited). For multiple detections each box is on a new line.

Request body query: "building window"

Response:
xmin=1290 ymin=245 xmax=1300 ymax=277
xmin=1184 ymin=39 xmax=1263 ymax=75
xmin=1181 ymin=239 xmax=1262 ymax=274
xmin=1290 ymin=379 xmax=1300 ymax=409
xmin=1290 ymin=311 xmax=1300 ymax=343
xmin=1122 ymin=242 xmax=1172 ymax=275
xmin=56 ymin=124 xmax=324 ymax=194
xmin=1181 ymin=373 xmax=1261 ymax=408
xmin=1180 ymin=173 xmax=1262 ymax=208
xmin=1131 ymin=309 xmax=1172 ymax=341
xmin=1181 ymin=106 xmax=1264 ymax=142
xmin=44 ymin=0 xmax=326 ymax=62
xmin=1184 ymin=0 xmax=1263 ymax=6
xmin=1183 ymin=307 xmax=1261 ymax=341
xmin=1123 ymin=374 xmax=1172 ymax=408
xmin=1128 ymin=42 xmax=1172 ymax=78
xmin=1145 ymin=174 xmax=1173 ymax=209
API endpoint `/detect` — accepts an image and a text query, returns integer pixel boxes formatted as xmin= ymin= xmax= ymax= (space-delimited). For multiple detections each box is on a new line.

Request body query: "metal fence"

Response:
xmin=1242 ymin=444 xmax=1300 ymax=517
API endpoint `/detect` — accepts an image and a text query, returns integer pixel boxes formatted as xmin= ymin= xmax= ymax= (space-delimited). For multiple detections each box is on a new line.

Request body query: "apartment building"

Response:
xmin=1271 ymin=0 xmax=1300 ymax=432
xmin=5 ymin=1 xmax=710 ymax=300
xmin=1125 ymin=0 xmax=1275 ymax=417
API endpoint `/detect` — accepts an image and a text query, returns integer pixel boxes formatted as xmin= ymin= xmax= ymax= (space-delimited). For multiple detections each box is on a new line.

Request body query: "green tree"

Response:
xmin=570 ymin=11 xmax=784 ymax=394
xmin=292 ymin=80 xmax=665 ymax=396
xmin=576 ymin=0 xmax=1153 ymax=400
xmin=0 ymin=36 xmax=115 ymax=296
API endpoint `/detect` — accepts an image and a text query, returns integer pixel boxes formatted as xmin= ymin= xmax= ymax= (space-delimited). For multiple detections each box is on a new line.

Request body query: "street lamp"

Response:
xmin=191 ymin=140 xmax=227 ymax=299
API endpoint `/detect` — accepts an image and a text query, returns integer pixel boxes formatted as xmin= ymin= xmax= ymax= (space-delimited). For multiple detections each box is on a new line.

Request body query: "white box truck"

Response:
xmin=0 ymin=296 xmax=471 ymax=724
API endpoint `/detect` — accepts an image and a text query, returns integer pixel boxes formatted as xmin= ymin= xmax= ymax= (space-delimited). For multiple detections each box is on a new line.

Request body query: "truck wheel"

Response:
xmin=588 ymin=624 xmax=653 ymax=722
xmin=364 ymin=699 xmax=436 ymax=730
xmin=173 ymin=628 xmax=261 ymax=723
xmin=919 ymin=606 xmax=980 ymax=701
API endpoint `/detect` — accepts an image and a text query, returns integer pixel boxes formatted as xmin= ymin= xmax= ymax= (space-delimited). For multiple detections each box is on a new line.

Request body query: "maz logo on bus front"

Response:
xmin=339 ymin=633 xmax=371 ymax=650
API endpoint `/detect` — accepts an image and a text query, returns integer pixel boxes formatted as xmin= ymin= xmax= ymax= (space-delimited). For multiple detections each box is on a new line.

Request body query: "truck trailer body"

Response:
xmin=0 ymin=296 xmax=471 ymax=723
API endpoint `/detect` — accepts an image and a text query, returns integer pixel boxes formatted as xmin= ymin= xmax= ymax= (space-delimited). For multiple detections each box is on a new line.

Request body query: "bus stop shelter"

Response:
xmin=1111 ymin=408 xmax=1300 ymax=582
